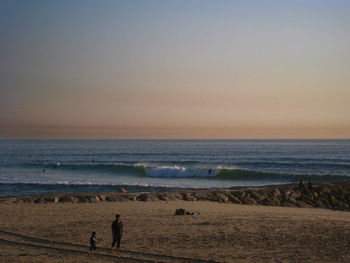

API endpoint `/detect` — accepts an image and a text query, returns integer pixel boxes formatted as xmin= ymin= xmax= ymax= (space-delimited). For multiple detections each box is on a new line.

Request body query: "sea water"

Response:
xmin=0 ymin=139 xmax=349 ymax=195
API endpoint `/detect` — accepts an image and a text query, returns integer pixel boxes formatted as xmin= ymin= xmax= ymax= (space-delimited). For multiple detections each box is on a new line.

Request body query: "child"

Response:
xmin=90 ymin=231 xmax=98 ymax=252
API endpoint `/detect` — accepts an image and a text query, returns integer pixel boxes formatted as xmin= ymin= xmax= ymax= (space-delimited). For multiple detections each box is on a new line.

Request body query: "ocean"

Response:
xmin=0 ymin=139 xmax=349 ymax=196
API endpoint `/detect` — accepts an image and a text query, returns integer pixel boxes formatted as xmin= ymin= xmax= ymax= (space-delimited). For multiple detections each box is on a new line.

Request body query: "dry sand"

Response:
xmin=0 ymin=201 xmax=349 ymax=262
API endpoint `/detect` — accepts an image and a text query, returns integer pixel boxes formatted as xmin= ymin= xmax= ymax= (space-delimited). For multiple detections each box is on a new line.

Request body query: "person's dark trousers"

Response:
xmin=90 ymin=244 xmax=96 ymax=251
xmin=112 ymin=234 xmax=121 ymax=248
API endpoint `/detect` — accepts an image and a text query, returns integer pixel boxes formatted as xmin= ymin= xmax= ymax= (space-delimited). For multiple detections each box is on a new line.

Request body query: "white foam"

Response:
xmin=134 ymin=163 xmax=149 ymax=168
xmin=146 ymin=165 xmax=194 ymax=178
xmin=216 ymin=165 xmax=240 ymax=170
xmin=57 ymin=181 xmax=69 ymax=185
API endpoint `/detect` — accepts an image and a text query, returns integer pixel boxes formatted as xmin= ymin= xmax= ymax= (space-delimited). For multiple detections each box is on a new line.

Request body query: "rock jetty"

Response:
xmin=1 ymin=182 xmax=349 ymax=212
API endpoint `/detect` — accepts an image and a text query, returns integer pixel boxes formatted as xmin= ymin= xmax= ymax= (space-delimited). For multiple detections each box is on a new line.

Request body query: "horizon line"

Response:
xmin=1 ymin=138 xmax=349 ymax=141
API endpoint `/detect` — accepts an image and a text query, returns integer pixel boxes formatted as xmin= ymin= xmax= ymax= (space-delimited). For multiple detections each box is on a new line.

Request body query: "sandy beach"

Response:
xmin=0 ymin=200 xmax=349 ymax=262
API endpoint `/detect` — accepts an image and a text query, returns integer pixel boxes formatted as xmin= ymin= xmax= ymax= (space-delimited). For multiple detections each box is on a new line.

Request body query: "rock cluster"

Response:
xmin=1 ymin=183 xmax=349 ymax=211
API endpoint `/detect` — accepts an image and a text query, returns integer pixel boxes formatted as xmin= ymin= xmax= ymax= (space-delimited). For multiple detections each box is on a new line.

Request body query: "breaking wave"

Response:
xmin=20 ymin=162 xmax=350 ymax=182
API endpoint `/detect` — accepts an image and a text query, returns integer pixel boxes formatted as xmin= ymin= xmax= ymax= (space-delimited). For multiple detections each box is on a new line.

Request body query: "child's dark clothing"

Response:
xmin=90 ymin=235 xmax=97 ymax=251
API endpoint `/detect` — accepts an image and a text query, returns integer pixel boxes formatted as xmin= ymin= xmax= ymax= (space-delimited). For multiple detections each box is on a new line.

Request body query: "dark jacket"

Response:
xmin=90 ymin=235 xmax=97 ymax=245
xmin=112 ymin=219 xmax=123 ymax=235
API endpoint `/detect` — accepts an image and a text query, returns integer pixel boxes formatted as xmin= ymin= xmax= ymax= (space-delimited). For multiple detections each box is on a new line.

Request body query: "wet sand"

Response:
xmin=0 ymin=200 xmax=349 ymax=262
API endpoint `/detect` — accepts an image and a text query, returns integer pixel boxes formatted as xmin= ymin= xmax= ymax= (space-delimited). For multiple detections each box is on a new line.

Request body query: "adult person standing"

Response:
xmin=111 ymin=214 xmax=123 ymax=250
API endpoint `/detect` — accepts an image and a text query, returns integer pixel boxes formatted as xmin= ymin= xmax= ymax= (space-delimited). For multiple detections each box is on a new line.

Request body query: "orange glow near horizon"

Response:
xmin=1 ymin=1 xmax=349 ymax=139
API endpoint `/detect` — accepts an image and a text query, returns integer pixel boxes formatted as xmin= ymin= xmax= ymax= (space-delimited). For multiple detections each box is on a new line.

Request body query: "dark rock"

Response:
xmin=106 ymin=194 xmax=129 ymax=202
xmin=175 ymin=208 xmax=187 ymax=215
xmin=233 ymin=191 xmax=246 ymax=199
xmin=59 ymin=196 xmax=75 ymax=203
xmin=34 ymin=198 xmax=45 ymax=204
xmin=182 ymin=192 xmax=197 ymax=201
xmin=195 ymin=192 xmax=212 ymax=201
xmin=118 ymin=188 xmax=128 ymax=193
xmin=296 ymin=200 xmax=313 ymax=208
xmin=87 ymin=196 xmax=100 ymax=203
xmin=345 ymin=193 xmax=350 ymax=202
xmin=215 ymin=192 xmax=229 ymax=203
xmin=272 ymin=188 xmax=281 ymax=198
xmin=282 ymin=201 xmax=297 ymax=207
xmin=21 ymin=197 xmax=34 ymax=203
xmin=282 ymin=189 xmax=298 ymax=204
xmin=137 ymin=193 xmax=159 ymax=201
xmin=263 ymin=191 xmax=281 ymax=206
xmin=42 ymin=197 xmax=59 ymax=203
xmin=228 ymin=194 xmax=241 ymax=204
xmin=4 ymin=182 xmax=350 ymax=212
xmin=98 ymin=195 xmax=106 ymax=201
xmin=241 ymin=194 xmax=257 ymax=205
xmin=249 ymin=190 xmax=266 ymax=202
xmin=76 ymin=196 xmax=88 ymax=203
xmin=166 ymin=193 xmax=182 ymax=200
xmin=128 ymin=195 xmax=137 ymax=201
xmin=156 ymin=193 xmax=168 ymax=201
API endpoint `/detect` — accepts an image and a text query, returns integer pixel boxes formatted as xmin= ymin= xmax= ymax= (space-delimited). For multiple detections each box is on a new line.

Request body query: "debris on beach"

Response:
xmin=175 ymin=208 xmax=200 ymax=216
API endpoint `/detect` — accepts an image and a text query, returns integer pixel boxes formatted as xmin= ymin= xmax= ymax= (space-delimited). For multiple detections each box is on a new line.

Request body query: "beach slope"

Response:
xmin=0 ymin=201 xmax=349 ymax=262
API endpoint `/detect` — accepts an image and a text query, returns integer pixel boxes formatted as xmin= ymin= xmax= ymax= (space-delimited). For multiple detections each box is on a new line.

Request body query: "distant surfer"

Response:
xmin=208 ymin=169 xmax=212 ymax=175
xmin=42 ymin=169 xmax=45 ymax=173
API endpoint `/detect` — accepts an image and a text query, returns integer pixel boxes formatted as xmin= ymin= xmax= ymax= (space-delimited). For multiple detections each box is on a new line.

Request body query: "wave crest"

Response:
xmin=21 ymin=162 xmax=350 ymax=182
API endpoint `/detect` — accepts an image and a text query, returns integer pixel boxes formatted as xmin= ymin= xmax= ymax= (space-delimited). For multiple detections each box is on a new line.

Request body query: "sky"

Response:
xmin=1 ymin=0 xmax=350 ymax=139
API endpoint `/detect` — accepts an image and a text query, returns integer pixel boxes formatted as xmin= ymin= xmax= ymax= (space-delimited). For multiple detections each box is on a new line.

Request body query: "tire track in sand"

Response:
xmin=0 ymin=229 xmax=219 ymax=263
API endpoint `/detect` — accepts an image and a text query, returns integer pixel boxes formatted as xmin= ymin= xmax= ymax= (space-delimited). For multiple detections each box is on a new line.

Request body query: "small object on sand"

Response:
xmin=175 ymin=208 xmax=200 ymax=216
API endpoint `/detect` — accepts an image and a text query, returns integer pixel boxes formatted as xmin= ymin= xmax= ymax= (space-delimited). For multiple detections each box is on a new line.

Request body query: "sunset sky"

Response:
xmin=1 ymin=0 xmax=349 ymax=139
